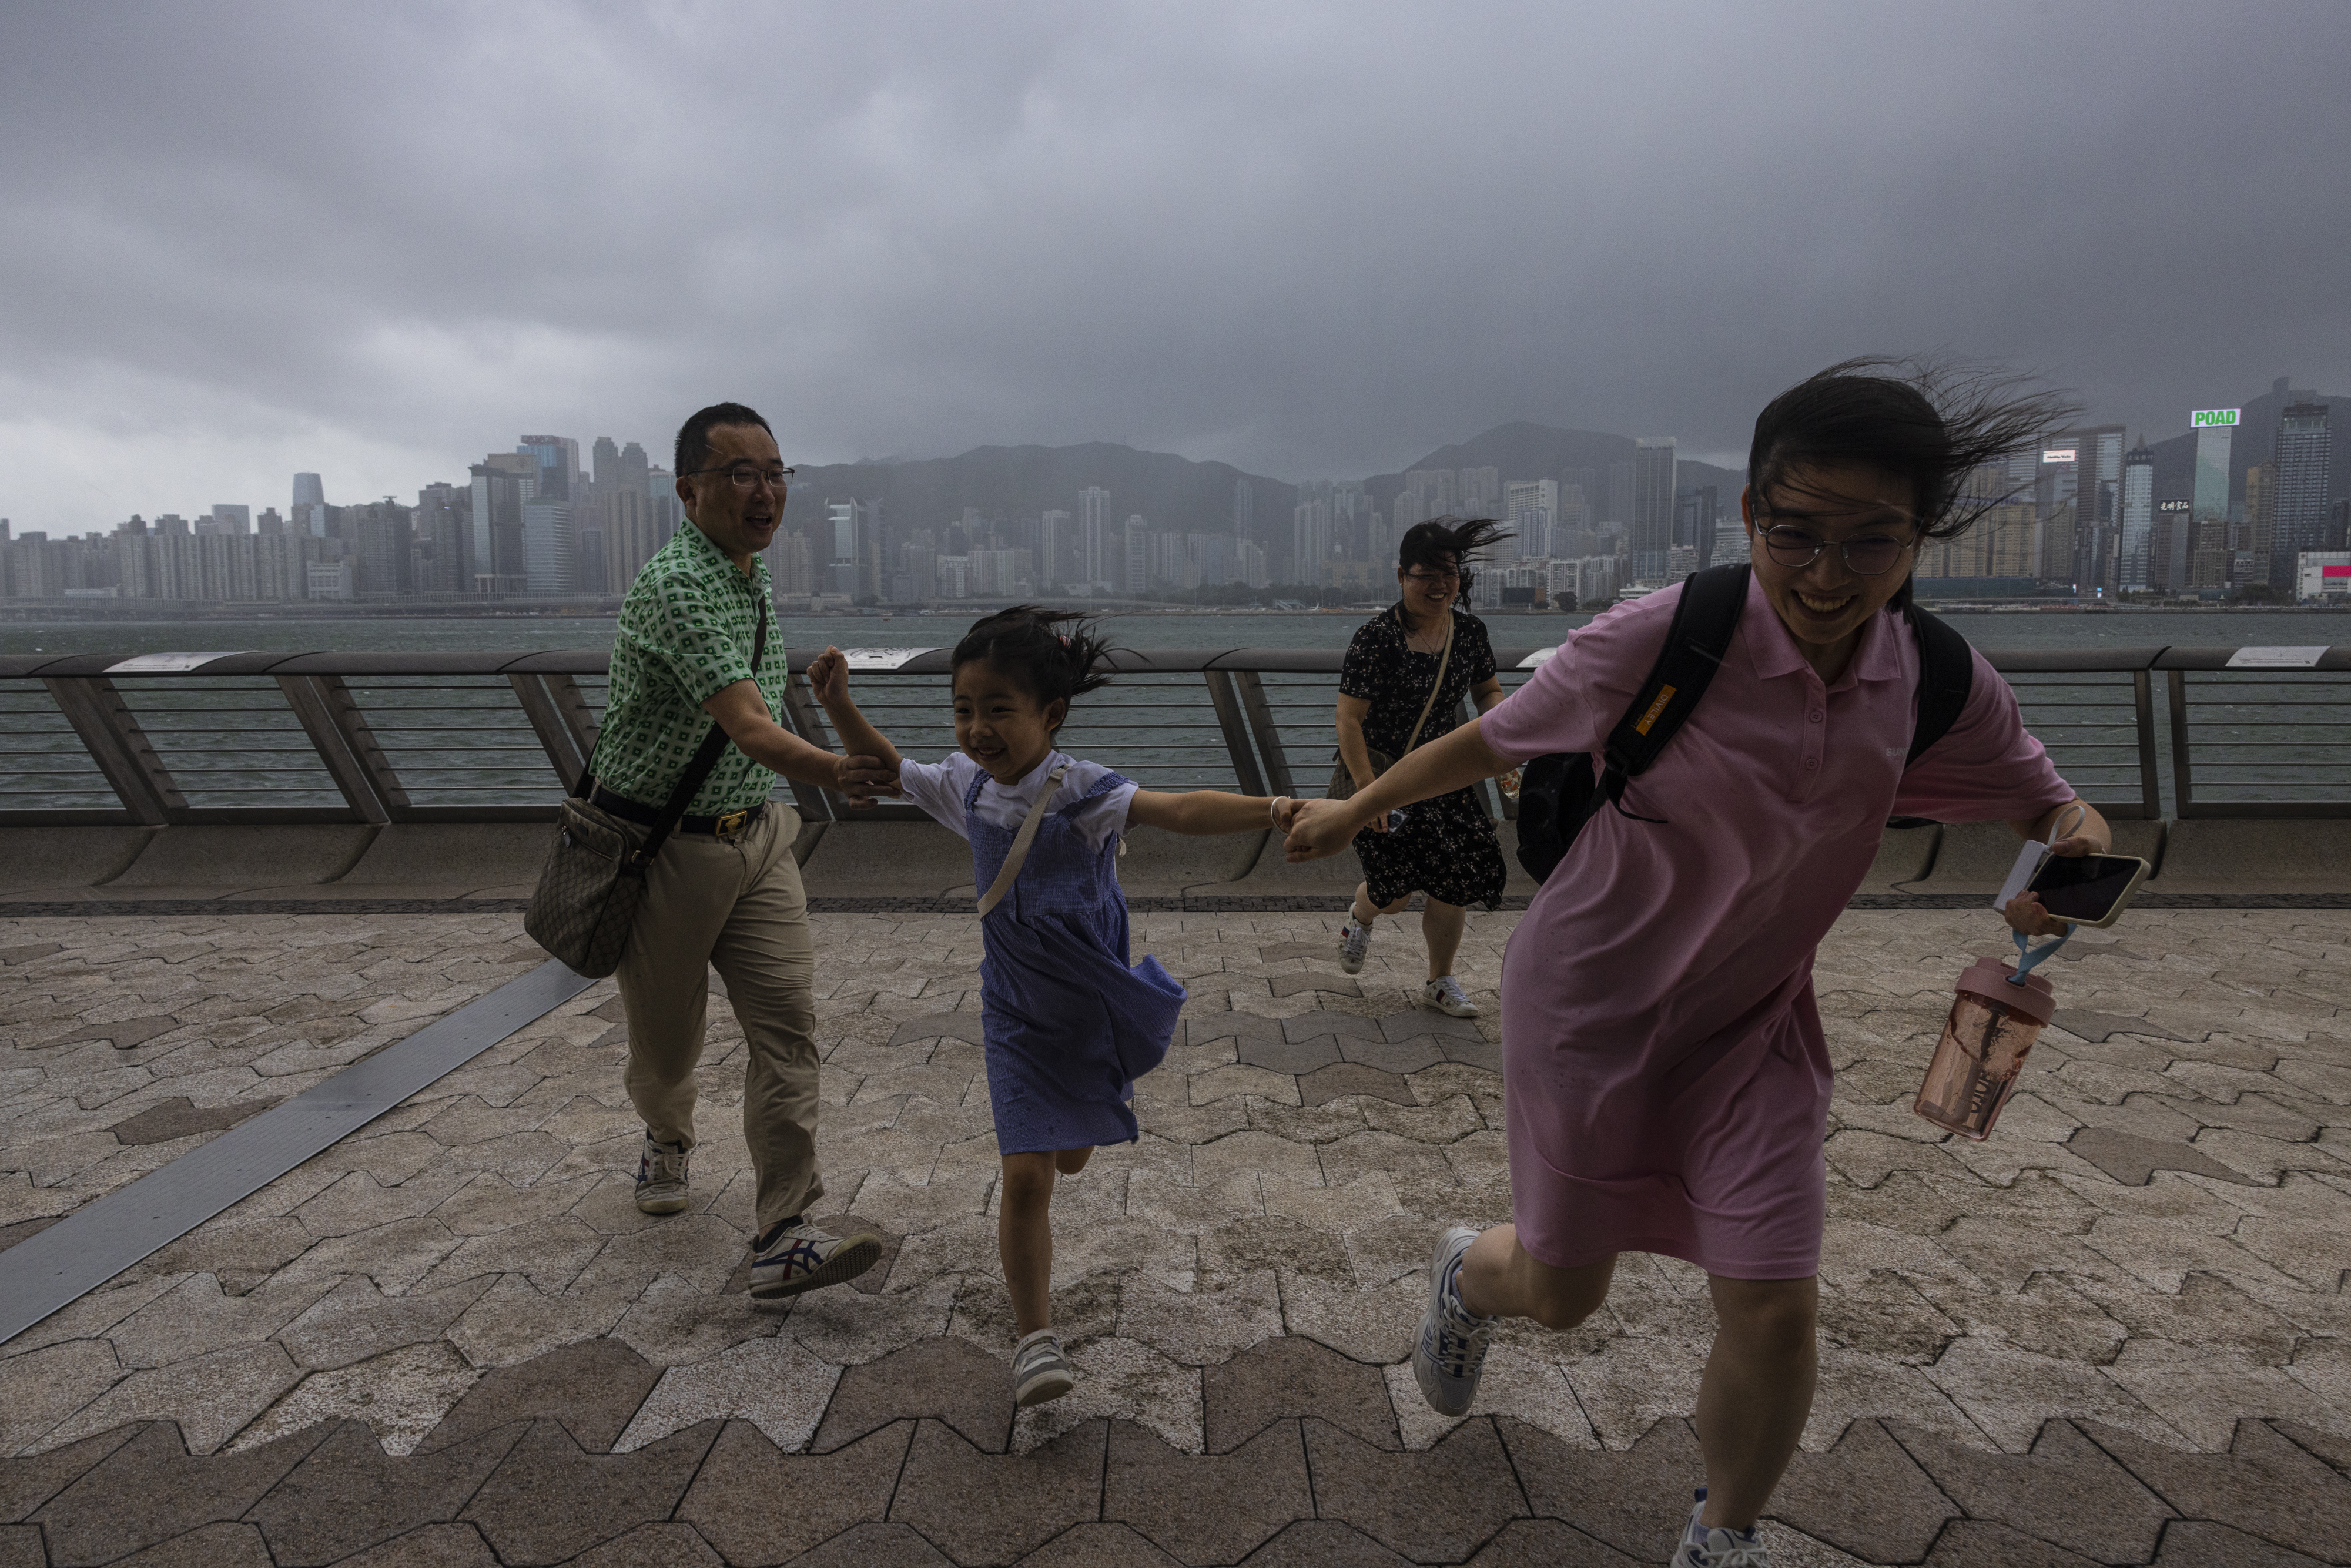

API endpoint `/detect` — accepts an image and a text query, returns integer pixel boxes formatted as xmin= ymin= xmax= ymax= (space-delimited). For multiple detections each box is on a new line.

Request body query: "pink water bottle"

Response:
xmin=1913 ymin=952 xmax=2058 ymax=1141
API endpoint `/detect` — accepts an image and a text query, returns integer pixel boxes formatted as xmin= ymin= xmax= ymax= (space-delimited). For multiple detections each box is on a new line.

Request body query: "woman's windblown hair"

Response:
xmin=1747 ymin=357 xmax=2083 ymax=545
xmin=952 ymin=606 xmax=1118 ymax=712
xmin=1397 ymin=517 xmax=1514 ymax=599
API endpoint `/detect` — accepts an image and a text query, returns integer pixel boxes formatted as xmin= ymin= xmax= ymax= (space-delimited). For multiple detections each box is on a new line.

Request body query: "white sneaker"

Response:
xmin=1421 ymin=975 xmax=1479 ymax=1018
xmin=1013 ymin=1328 xmax=1076 ymax=1406
xmin=1411 ymin=1225 xmax=1496 ymax=1417
xmin=1673 ymin=1489 xmax=1773 ymax=1566
xmin=748 ymin=1218 xmax=884 ymax=1300
xmin=1338 ymin=916 xmax=1374 ymax=974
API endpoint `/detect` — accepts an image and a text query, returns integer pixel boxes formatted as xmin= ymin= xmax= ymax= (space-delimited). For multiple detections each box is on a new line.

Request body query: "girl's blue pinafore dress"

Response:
xmin=963 ymin=765 xmax=1185 ymax=1154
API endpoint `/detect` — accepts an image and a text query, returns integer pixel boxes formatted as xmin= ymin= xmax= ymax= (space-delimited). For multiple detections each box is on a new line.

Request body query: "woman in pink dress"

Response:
xmin=1285 ymin=361 xmax=2107 ymax=1568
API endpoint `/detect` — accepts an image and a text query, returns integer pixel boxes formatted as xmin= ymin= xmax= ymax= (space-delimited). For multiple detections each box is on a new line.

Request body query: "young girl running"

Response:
xmin=809 ymin=607 xmax=1298 ymax=1407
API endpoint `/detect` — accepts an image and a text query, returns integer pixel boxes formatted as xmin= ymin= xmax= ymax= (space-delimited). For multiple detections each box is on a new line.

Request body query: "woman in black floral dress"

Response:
xmin=1333 ymin=518 xmax=1512 ymax=1016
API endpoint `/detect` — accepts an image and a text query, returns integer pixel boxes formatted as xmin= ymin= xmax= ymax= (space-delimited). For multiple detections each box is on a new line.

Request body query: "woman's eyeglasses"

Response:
xmin=1756 ymin=524 xmax=1914 ymax=578
xmin=1403 ymin=568 xmax=1459 ymax=586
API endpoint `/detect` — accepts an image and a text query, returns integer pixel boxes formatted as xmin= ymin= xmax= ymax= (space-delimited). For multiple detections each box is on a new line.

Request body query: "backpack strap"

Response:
xmin=1902 ymin=602 xmax=1974 ymax=765
xmin=1577 ymin=563 xmax=1750 ymax=829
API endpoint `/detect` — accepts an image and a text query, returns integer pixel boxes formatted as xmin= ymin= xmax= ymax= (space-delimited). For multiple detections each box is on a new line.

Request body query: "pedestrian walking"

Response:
xmin=1330 ymin=518 xmax=1515 ymax=1017
xmin=592 ymin=401 xmax=897 ymax=1301
xmin=1283 ymin=361 xmax=2105 ymax=1567
xmin=811 ymin=607 xmax=1301 ymax=1407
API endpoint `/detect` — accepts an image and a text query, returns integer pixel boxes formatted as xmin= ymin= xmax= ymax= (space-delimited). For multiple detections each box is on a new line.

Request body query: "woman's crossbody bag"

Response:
xmin=1327 ymin=610 xmax=1453 ymax=802
xmin=524 ymin=599 xmax=769 ymax=977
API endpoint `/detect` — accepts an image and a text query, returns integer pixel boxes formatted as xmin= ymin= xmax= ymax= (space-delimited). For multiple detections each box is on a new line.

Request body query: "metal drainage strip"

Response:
xmin=0 ymin=957 xmax=595 ymax=1348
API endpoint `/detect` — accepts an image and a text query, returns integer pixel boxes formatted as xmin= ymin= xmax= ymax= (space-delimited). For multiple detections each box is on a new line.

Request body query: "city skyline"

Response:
xmin=3 ymin=6 xmax=2347 ymax=537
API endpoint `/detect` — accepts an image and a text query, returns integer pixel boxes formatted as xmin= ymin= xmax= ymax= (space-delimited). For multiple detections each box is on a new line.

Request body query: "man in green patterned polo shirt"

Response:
xmin=594 ymin=401 xmax=893 ymax=1302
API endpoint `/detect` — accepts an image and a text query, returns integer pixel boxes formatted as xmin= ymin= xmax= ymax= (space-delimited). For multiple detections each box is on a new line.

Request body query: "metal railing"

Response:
xmin=1 ymin=645 xmax=2345 ymax=826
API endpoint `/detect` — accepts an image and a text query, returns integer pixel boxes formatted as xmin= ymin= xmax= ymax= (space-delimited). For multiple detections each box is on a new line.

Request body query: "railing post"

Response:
xmin=1231 ymin=671 xmax=1295 ymax=798
xmin=41 ymin=676 xmax=183 ymax=825
xmin=772 ymin=673 xmax=838 ymax=822
xmin=2166 ymin=669 xmax=2196 ymax=819
xmin=2131 ymin=669 xmax=2161 ymax=821
xmin=507 ymin=673 xmax=594 ymax=789
xmin=276 ymin=675 xmax=408 ymax=825
xmin=1202 ymin=671 xmax=1267 ymax=797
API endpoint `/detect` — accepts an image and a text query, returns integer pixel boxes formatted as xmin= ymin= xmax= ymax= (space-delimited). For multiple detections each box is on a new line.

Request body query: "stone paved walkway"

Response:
xmin=1 ymin=905 xmax=2347 ymax=1566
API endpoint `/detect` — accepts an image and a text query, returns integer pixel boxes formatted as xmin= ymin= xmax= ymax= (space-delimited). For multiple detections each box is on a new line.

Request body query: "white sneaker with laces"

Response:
xmin=1012 ymin=1328 xmax=1076 ymax=1406
xmin=1673 ymin=1489 xmax=1773 ymax=1567
xmin=1411 ymin=1225 xmax=1496 ymax=1417
xmin=1421 ymin=974 xmax=1479 ymax=1018
xmin=1338 ymin=916 xmax=1374 ymax=974
xmin=748 ymin=1218 xmax=884 ymax=1301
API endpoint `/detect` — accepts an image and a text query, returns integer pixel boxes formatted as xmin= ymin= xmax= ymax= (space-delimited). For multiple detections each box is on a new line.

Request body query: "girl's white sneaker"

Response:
xmin=1421 ymin=975 xmax=1479 ymax=1017
xmin=1013 ymin=1328 xmax=1076 ymax=1406
xmin=1338 ymin=916 xmax=1374 ymax=974
xmin=1673 ymin=1489 xmax=1772 ymax=1566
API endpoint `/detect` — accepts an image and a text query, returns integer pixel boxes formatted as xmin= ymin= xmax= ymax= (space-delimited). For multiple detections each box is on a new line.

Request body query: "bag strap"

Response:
xmin=1398 ymin=608 xmax=1456 ymax=756
xmin=622 ymin=593 xmax=771 ymax=863
xmin=1574 ymin=564 xmax=1749 ymax=832
xmin=1902 ymin=602 xmax=1975 ymax=765
xmin=976 ymin=763 xmax=1069 ymax=916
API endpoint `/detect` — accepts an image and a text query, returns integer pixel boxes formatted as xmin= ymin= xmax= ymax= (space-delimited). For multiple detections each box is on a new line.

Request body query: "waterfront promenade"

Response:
xmin=2 ymin=863 xmax=2346 ymax=1566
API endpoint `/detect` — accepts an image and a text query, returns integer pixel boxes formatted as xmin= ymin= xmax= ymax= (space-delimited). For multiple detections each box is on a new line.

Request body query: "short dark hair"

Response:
xmin=675 ymin=402 xmax=774 ymax=478
xmin=1397 ymin=517 xmax=1512 ymax=599
xmin=952 ymin=606 xmax=1116 ymax=726
xmin=1746 ymin=358 xmax=2080 ymax=609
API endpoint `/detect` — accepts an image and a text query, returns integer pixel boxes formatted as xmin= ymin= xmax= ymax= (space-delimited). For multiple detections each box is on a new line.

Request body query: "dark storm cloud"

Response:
xmin=2 ymin=1 xmax=2347 ymax=530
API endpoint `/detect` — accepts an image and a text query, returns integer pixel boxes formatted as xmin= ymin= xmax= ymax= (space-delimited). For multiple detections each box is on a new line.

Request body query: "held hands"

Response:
xmin=2001 ymin=832 xmax=2098 ymax=939
xmin=832 ymin=752 xmax=900 ymax=809
xmin=1284 ymin=796 xmax=1369 ymax=861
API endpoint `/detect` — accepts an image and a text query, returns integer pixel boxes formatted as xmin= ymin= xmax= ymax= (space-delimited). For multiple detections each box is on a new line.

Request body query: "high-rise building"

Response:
xmin=346 ymin=499 xmax=413 ymax=598
xmin=1080 ymin=487 xmax=1110 ymax=591
xmin=1292 ymin=492 xmax=1331 ymax=587
xmin=591 ymin=436 xmax=622 ymax=495
xmin=2117 ymin=447 xmax=2156 ymax=593
xmin=1237 ymin=539 xmax=1268 ymax=590
xmin=1123 ymin=515 xmax=1150 ymax=597
xmin=522 ymin=498 xmax=576 ymax=595
xmin=1039 ymin=510 xmax=1071 ymax=587
xmin=205 ymin=505 xmax=252 ymax=536
xmin=1504 ymin=479 xmax=1558 ymax=560
xmin=1629 ymin=438 xmax=1677 ymax=582
xmin=292 ymin=473 xmax=326 ymax=537
xmin=468 ymin=453 xmax=535 ymax=595
xmin=2150 ymin=500 xmax=2193 ymax=593
xmin=413 ymin=482 xmax=471 ymax=595
xmin=2270 ymin=403 xmax=2335 ymax=592
xmin=2190 ymin=409 xmax=2236 ymax=584
xmin=1404 ymin=468 xmax=1455 ymax=520
xmin=517 ymin=435 xmax=581 ymax=502
xmin=1605 ymin=461 xmax=1635 ymax=527
xmin=2045 ymin=425 xmax=2124 ymax=590
xmin=1456 ymin=467 xmax=1501 ymax=516
xmin=1674 ymin=485 xmax=1719 ymax=568
xmin=1232 ymin=478 xmax=1254 ymax=538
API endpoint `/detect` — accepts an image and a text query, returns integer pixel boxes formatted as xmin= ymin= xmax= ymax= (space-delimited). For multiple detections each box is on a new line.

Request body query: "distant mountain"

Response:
xmin=778 ymin=442 xmax=1287 ymax=540
xmin=1366 ymin=421 xmax=1746 ymax=514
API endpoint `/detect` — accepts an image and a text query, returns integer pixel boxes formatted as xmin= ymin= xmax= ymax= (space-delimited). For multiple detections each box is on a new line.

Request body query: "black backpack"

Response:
xmin=1513 ymin=563 xmax=1975 ymax=884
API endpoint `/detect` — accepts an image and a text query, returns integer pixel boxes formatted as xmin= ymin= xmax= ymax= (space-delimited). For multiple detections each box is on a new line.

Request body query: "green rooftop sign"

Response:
xmin=2192 ymin=408 xmax=2240 ymax=428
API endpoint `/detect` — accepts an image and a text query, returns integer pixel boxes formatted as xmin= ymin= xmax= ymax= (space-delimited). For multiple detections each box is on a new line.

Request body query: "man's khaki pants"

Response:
xmin=617 ymin=804 xmax=820 ymax=1235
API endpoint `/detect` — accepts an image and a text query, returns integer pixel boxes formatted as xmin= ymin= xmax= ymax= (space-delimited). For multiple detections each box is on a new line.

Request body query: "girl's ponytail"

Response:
xmin=953 ymin=606 xmax=1117 ymax=709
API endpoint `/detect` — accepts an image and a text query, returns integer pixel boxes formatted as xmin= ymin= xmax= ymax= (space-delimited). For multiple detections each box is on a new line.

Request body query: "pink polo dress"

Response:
xmin=1479 ymin=575 xmax=2074 ymax=1279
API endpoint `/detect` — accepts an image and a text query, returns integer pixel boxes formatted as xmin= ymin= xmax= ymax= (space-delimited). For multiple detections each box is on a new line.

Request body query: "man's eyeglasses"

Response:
xmin=686 ymin=464 xmax=795 ymax=491
xmin=1757 ymin=523 xmax=1914 ymax=578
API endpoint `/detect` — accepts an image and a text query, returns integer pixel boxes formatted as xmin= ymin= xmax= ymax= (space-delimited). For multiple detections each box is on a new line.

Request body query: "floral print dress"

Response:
xmin=1336 ymin=604 xmax=1508 ymax=911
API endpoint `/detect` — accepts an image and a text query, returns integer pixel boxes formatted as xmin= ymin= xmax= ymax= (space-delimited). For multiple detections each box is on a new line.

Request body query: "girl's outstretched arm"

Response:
xmin=808 ymin=646 xmax=906 ymax=780
xmin=1126 ymin=790 xmax=1301 ymax=837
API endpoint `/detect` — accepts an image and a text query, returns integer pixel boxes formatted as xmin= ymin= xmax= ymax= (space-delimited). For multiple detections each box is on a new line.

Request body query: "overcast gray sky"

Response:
xmin=3 ymin=1 xmax=2347 ymax=532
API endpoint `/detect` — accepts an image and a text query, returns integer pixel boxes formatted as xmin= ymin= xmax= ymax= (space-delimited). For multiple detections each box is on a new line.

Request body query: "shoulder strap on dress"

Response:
xmin=976 ymin=764 xmax=1069 ymax=917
